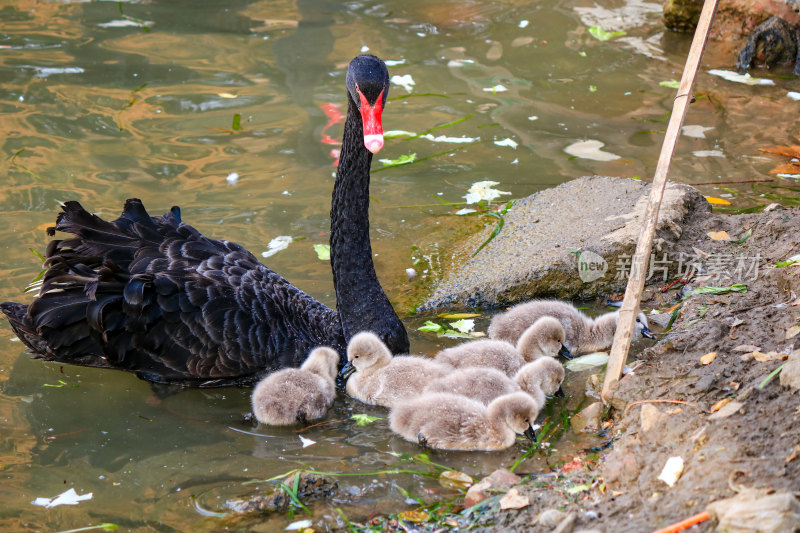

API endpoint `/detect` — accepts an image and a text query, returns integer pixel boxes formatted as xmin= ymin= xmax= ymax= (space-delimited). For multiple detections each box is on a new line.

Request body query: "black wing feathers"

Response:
xmin=1 ymin=200 xmax=344 ymax=386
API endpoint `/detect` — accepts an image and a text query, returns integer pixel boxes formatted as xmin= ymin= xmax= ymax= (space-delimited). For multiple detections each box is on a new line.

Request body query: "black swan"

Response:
xmin=0 ymin=54 xmax=409 ymax=387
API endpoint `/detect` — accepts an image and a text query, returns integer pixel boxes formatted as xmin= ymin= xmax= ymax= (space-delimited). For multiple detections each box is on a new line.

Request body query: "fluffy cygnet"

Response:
xmin=342 ymin=331 xmax=450 ymax=408
xmin=251 ymin=346 xmax=339 ymax=425
xmin=389 ymin=391 xmax=541 ymax=451
xmin=515 ymin=357 xmax=567 ymax=405
xmin=488 ymin=299 xmax=654 ymax=354
xmin=433 ymin=317 xmax=571 ymax=377
xmin=423 ymin=357 xmax=567 ymax=406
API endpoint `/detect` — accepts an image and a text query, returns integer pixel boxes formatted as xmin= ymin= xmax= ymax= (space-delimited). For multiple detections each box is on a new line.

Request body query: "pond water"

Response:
xmin=1 ymin=0 xmax=798 ymax=531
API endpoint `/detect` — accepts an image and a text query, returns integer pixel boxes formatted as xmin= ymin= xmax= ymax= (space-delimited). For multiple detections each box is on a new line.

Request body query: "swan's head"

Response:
xmin=634 ymin=312 xmax=654 ymax=339
xmin=340 ymin=331 xmax=392 ymax=379
xmin=516 ymin=358 xmax=566 ymax=397
xmin=518 ymin=317 xmax=572 ymax=361
xmin=347 ymin=54 xmax=390 ymax=154
xmin=488 ymin=392 xmax=542 ymax=441
xmin=302 ymin=346 xmax=340 ymax=380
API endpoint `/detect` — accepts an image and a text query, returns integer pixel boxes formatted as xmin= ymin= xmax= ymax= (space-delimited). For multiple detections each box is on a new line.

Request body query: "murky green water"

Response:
xmin=1 ymin=0 xmax=798 ymax=531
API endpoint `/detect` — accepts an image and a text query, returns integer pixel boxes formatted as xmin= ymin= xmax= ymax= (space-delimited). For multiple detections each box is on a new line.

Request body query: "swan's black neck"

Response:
xmin=329 ymin=94 xmax=409 ymax=355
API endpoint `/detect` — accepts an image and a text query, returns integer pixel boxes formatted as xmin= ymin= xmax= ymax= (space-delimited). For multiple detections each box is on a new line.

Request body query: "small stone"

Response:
xmin=464 ymin=468 xmax=521 ymax=507
xmin=640 ymin=404 xmax=665 ymax=433
xmin=709 ymin=400 xmax=744 ymax=420
xmin=538 ymin=509 xmax=568 ymax=528
xmin=499 ymin=488 xmax=529 ymax=510
xmin=464 ymin=480 xmax=492 ymax=508
xmin=572 ymin=402 xmax=603 ymax=432
xmin=780 ymin=350 xmax=800 ymax=389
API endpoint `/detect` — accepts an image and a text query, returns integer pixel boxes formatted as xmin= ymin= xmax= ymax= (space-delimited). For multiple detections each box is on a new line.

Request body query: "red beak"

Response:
xmin=358 ymin=88 xmax=385 ymax=154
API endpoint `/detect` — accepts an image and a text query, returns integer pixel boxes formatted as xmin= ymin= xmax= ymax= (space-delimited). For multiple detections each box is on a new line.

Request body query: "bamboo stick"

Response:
xmin=601 ymin=0 xmax=721 ymax=403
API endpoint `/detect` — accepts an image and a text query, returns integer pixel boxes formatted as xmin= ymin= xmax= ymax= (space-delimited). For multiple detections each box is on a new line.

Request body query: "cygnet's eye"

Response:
xmin=524 ymin=418 xmax=529 ymax=423
xmin=636 ymin=318 xmax=641 ymax=323
xmin=354 ymin=355 xmax=359 ymax=358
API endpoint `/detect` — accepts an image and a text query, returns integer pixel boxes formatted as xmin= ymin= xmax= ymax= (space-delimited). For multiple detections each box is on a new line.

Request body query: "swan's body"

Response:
xmin=251 ymin=346 xmax=338 ymax=425
xmin=342 ymin=331 xmax=450 ymax=408
xmin=433 ymin=316 xmax=570 ymax=377
xmin=423 ymin=367 xmax=518 ymax=405
xmin=0 ymin=55 xmax=408 ymax=387
xmin=488 ymin=300 xmax=653 ymax=354
xmin=422 ymin=357 xmax=565 ymax=406
xmin=389 ymin=391 xmax=540 ymax=451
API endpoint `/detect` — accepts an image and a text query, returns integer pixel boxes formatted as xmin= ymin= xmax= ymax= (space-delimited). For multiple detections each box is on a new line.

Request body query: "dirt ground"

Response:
xmin=354 ymin=204 xmax=800 ymax=531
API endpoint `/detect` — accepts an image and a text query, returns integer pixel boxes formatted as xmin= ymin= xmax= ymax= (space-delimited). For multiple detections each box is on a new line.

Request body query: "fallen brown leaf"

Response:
xmin=709 ymin=400 xmax=744 ymax=419
xmin=704 ymin=196 xmax=732 ymax=205
xmin=768 ymin=162 xmax=800 ymax=175
xmin=398 ymin=510 xmax=429 ymax=523
xmin=710 ymin=398 xmax=732 ymax=412
xmin=733 ymin=344 xmax=761 ymax=352
xmin=758 ymin=145 xmax=800 ymax=158
xmin=499 ymin=488 xmax=530 ymax=510
xmin=701 ymin=352 xmax=717 ymax=365
xmin=439 ymin=470 xmax=473 ymax=490
xmin=707 ymin=230 xmax=731 ymax=241
xmin=786 ymin=326 xmax=800 ymax=340
xmin=752 ymin=351 xmax=788 ymax=362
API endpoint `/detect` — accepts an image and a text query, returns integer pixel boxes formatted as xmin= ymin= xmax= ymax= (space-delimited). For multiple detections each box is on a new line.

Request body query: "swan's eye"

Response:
xmin=636 ymin=318 xmax=641 ymax=323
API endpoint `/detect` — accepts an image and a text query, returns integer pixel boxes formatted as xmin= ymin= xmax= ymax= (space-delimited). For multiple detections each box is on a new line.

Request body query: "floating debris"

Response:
xmin=32 ymin=488 xmax=93 ymax=508
xmin=708 ymin=69 xmax=775 ymax=86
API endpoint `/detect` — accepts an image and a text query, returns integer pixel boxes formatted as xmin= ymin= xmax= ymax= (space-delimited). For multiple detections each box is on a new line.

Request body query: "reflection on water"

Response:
xmin=1 ymin=0 xmax=798 ymax=530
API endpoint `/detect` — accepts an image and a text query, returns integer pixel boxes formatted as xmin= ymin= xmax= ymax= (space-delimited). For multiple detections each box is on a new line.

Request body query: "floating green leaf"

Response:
xmin=659 ymin=79 xmax=680 ymax=89
xmin=689 ymin=284 xmax=748 ymax=295
xmin=313 ymin=244 xmax=330 ymax=260
xmin=231 ymin=113 xmax=243 ymax=131
xmin=418 ymin=321 xmax=444 ymax=333
xmin=379 ymin=153 xmax=417 ymax=167
xmin=351 ymin=413 xmax=383 ymax=426
xmin=589 ymin=85 xmax=597 ymax=93
xmin=587 ymin=26 xmax=626 ymax=41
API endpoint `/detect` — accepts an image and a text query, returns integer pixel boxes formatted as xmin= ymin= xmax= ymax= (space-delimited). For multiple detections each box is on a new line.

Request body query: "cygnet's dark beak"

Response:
xmin=558 ymin=344 xmax=574 ymax=359
xmin=641 ymin=325 xmax=655 ymax=339
xmin=523 ymin=425 xmax=538 ymax=442
xmin=554 ymin=386 xmax=566 ymax=398
xmin=339 ymin=361 xmax=355 ymax=380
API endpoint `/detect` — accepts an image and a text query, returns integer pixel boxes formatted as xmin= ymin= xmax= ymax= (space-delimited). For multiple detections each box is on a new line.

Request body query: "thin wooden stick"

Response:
xmin=601 ymin=0 xmax=721 ymax=403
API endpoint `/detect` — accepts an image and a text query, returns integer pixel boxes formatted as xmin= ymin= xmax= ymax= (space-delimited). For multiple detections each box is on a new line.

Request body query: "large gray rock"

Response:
xmin=420 ymin=176 xmax=709 ymax=311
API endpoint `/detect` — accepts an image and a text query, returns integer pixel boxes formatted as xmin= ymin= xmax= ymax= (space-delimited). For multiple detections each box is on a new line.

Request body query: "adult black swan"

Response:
xmin=0 ymin=54 xmax=409 ymax=387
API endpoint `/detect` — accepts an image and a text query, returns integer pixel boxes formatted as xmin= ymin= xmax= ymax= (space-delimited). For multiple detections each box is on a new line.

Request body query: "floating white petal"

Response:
xmin=708 ymin=69 xmax=775 ymax=86
xmin=564 ymin=140 xmax=621 ymax=161
xmin=390 ymin=74 xmax=415 ymax=92
xmin=261 ymin=236 xmax=293 ymax=258
xmin=299 ymin=435 xmax=316 ymax=448
xmin=32 ymin=488 xmax=93 ymax=508
xmin=681 ymin=125 xmax=714 ymax=139
xmin=494 ymin=138 xmax=518 ymax=149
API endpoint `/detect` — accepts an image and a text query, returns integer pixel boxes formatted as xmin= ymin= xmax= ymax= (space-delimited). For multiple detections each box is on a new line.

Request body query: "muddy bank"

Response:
xmin=355 ymin=200 xmax=800 ymax=531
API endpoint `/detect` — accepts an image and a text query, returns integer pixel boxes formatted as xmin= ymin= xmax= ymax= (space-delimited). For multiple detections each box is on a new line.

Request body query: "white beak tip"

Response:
xmin=364 ymin=134 xmax=384 ymax=154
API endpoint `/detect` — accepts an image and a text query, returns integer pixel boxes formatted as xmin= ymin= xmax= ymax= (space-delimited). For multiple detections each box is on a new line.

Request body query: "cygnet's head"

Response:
xmin=516 ymin=358 xmax=566 ymax=397
xmin=340 ymin=331 xmax=392 ymax=379
xmin=302 ymin=346 xmax=340 ymax=380
xmin=634 ymin=312 xmax=654 ymax=339
xmin=488 ymin=392 xmax=542 ymax=441
xmin=517 ymin=317 xmax=572 ymax=361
